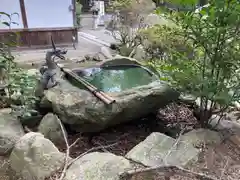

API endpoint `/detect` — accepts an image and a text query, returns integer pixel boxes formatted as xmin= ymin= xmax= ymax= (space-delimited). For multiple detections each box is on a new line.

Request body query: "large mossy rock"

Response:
xmin=38 ymin=113 xmax=66 ymax=146
xmin=64 ymin=152 xmax=132 ymax=180
xmin=9 ymin=132 xmax=65 ymax=180
xmin=126 ymin=132 xmax=200 ymax=167
xmin=0 ymin=109 xmax=25 ymax=155
xmin=41 ymin=79 xmax=179 ymax=132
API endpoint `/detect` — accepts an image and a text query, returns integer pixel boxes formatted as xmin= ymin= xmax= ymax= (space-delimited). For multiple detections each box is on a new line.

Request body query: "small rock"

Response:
xmin=84 ymin=55 xmax=91 ymax=61
xmin=64 ymin=152 xmax=132 ymax=180
xmin=100 ymin=46 xmax=113 ymax=59
xmin=9 ymin=132 xmax=66 ymax=180
xmin=92 ymin=54 xmax=102 ymax=62
xmin=225 ymin=111 xmax=240 ymax=121
xmin=179 ymin=94 xmax=196 ymax=104
xmin=38 ymin=113 xmax=66 ymax=145
xmin=233 ymin=101 xmax=240 ymax=110
xmin=229 ymin=134 xmax=240 ymax=148
xmin=0 ymin=113 xmax=25 ymax=155
xmin=133 ymin=45 xmax=146 ymax=60
xmin=210 ymin=115 xmax=240 ymax=132
xmin=126 ymin=132 xmax=200 ymax=167
xmin=70 ymin=57 xmax=78 ymax=61
xmin=0 ymin=108 xmax=12 ymax=114
xmin=180 ymin=128 xmax=222 ymax=147
xmin=76 ymin=58 xmax=85 ymax=63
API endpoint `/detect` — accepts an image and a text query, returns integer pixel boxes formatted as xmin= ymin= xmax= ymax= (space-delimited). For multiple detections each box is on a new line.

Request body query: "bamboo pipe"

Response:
xmin=64 ymin=68 xmax=114 ymax=104
xmin=67 ymin=69 xmax=116 ymax=103
xmin=59 ymin=66 xmax=116 ymax=105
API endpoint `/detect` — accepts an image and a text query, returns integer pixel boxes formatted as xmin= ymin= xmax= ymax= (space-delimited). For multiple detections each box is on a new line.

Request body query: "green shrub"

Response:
xmin=140 ymin=24 xmax=193 ymax=61
xmin=152 ymin=0 xmax=240 ymax=126
xmin=0 ymin=12 xmax=39 ymax=117
xmin=107 ymin=0 xmax=155 ymax=56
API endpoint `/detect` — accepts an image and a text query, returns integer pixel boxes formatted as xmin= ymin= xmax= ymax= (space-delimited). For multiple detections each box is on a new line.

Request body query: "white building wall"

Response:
xmin=0 ymin=0 xmax=24 ymax=29
xmin=24 ymin=0 xmax=74 ymax=28
xmin=0 ymin=0 xmax=74 ymax=30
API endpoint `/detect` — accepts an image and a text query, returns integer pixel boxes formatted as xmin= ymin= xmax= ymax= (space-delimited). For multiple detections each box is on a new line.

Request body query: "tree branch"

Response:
xmin=66 ymin=142 xmax=118 ymax=168
xmin=119 ymin=165 xmax=218 ymax=180
xmin=55 ymin=115 xmax=80 ymax=180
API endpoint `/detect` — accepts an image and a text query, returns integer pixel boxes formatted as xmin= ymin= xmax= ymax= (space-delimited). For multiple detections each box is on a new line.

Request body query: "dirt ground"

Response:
xmin=55 ymin=103 xmax=240 ymax=180
xmin=58 ymin=126 xmax=240 ymax=180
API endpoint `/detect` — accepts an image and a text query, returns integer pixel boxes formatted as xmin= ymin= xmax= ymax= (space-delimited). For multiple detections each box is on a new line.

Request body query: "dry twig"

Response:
xmin=119 ymin=165 xmax=218 ymax=180
xmin=55 ymin=115 xmax=80 ymax=180
xmin=67 ymin=142 xmax=118 ymax=168
xmin=219 ymin=157 xmax=229 ymax=180
xmin=163 ymin=128 xmax=185 ymax=165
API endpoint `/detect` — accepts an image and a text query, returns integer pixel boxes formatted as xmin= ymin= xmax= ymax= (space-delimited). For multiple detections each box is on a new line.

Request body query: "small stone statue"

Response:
xmin=41 ymin=51 xmax=60 ymax=89
xmin=35 ymin=36 xmax=67 ymax=97
xmin=35 ymin=51 xmax=63 ymax=97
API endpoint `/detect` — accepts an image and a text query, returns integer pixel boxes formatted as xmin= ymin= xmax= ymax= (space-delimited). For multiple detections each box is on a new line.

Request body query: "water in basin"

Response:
xmin=73 ymin=65 xmax=158 ymax=93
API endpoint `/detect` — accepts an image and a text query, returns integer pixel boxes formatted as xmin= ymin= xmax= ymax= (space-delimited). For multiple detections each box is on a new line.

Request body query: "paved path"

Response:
xmin=79 ymin=13 xmax=117 ymax=46
xmin=15 ymin=14 xmax=116 ymax=69
xmin=78 ymin=29 xmax=116 ymax=47
xmin=14 ymin=36 xmax=103 ymax=67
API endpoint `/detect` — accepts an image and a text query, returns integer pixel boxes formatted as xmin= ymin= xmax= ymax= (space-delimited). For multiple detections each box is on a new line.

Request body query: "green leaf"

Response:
xmin=0 ymin=12 xmax=11 ymax=18
xmin=1 ymin=22 xmax=10 ymax=27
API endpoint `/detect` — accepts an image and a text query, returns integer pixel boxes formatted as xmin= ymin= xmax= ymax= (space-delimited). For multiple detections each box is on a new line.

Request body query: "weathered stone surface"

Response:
xmin=38 ymin=113 xmax=66 ymax=145
xmin=0 ymin=112 xmax=25 ymax=155
xmin=179 ymin=94 xmax=196 ymax=104
xmin=0 ymin=108 xmax=12 ymax=114
xmin=180 ymin=129 xmax=222 ymax=147
xmin=41 ymin=79 xmax=179 ymax=132
xmin=40 ymin=57 xmax=178 ymax=132
xmin=225 ymin=111 xmax=240 ymax=122
xmin=233 ymin=101 xmax=240 ymax=110
xmin=99 ymin=46 xmax=113 ymax=59
xmin=64 ymin=152 xmax=132 ymax=180
xmin=229 ymin=134 xmax=240 ymax=148
xmin=133 ymin=45 xmax=146 ymax=60
xmin=210 ymin=115 xmax=240 ymax=132
xmin=9 ymin=132 xmax=65 ymax=180
xmin=126 ymin=132 xmax=200 ymax=167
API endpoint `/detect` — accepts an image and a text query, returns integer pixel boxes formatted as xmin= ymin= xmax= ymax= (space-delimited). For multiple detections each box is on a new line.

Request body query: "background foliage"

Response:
xmin=0 ymin=12 xmax=39 ymax=117
xmin=150 ymin=0 xmax=240 ymax=126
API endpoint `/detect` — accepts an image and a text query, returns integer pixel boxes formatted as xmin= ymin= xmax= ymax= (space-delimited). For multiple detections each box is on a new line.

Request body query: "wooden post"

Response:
xmin=72 ymin=0 xmax=77 ymax=27
xmin=19 ymin=0 xmax=28 ymax=28
xmin=72 ymin=0 xmax=78 ymax=43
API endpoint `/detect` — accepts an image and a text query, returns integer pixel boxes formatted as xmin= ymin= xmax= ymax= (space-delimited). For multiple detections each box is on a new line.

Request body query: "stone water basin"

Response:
xmin=71 ymin=64 xmax=158 ymax=93
xmin=41 ymin=57 xmax=179 ymax=132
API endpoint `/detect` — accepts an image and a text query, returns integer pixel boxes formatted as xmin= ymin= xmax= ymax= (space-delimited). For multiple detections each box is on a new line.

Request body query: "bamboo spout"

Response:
xmin=59 ymin=66 xmax=116 ymax=105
